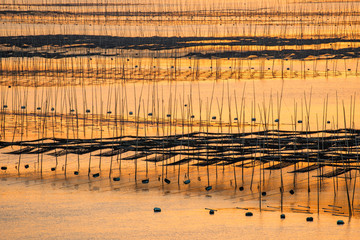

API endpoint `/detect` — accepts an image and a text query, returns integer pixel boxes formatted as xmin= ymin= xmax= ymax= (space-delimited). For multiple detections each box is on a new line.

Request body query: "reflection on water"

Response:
xmin=1 ymin=0 xmax=360 ymax=238
xmin=2 ymin=179 xmax=360 ymax=240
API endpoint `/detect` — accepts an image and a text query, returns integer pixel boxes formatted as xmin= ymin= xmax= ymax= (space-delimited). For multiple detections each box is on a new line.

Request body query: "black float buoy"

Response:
xmin=261 ymin=192 xmax=266 ymax=196
xmin=306 ymin=217 xmax=313 ymax=222
xmin=184 ymin=179 xmax=190 ymax=184
xmin=275 ymin=119 xmax=279 ymax=122
xmin=129 ymin=111 xmax=133 ymax=115
xmin=37 ymin=107 xmax=41 ymax=110
xmin=337 ymin=220 xmax=344 ymax=225
xmin=93 ymin=173 xmax=100 ymax=178
xmin=148 ymin=113 xmax=153 ymax=116
xmin=245 ymin=212 xmax=253 ymax=217
xmin=24 ymin=164 xmax=29 ymax=169
xmin=1 ymin=166 xmax=7 ymax=170
xmin=113 ymin=177 xmax=120 ymax=181
xmin=51 ymin=167 xmax=56 ymax=171
xmin=164 ymin=178 xmax=171 ymax=184
xmin=142 ymin=179 xmax=149 ymax=184
xmin=298 ymin=120 xmax=303 ymax=123
xmin=191 ymin=115 xmax=195 ymax=118
xmin=251 ymin=118 xmax=256 ymax=121
xmin=209 ymin=209 xmax=215 ymax=215
xmin=166 ymin=114 xmax=171 ymax=117
xmin=289 ymin=189 xmax=295 ymax=195
xmin=107 ymin=111 xmax=112 ymax=114
xmin=86 ymin=109 xmax=90 ymax=113
xmin=280 ymin=214 xmax=286 ymax=219
xmin=239 ymin=186 xmax=244 ymax=191
xmin=205 ymin=186 xmax=212 ymax=191
xmin=153 ymin=207 xmax=161 ymax=212
xmin=212 ymin=116 xmax=216 ymax=120
xmin=74 ymin=171 xmax=79 ymax=175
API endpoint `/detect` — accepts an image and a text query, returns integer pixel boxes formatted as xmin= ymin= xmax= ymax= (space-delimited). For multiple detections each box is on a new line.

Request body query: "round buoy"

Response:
xmin=205 ymin=186 xmax=212 ymax=191
xmin=337 ymin=220 xmax=345 ymax=225
xmin=164 ymin=178 xmax=171 ymax=184
xmin=336 ymin=220 xmax=344 ymax=225
xmin=1 ymin=166 xmax=7 ymax=170
xmin=113 ymin=177 xmax=120 ymax=181
xmin=92 ymin=173 xmax=100 ymax=178
xmin=154 ymin=207 xmax=161 ymax=212
xmin=306 ymin=217 xmax=313 ymax=222
xmin=209 ymin=209 xmax=215 ymax=215
xmin=24 ymin=164 xmax=29 ymax=169
xmin=142 ymin=179 xmax=149 ymax=184
xmin=74 ymin=171 xmax=79 ymax=175
xmin=51 ymin=167 xmax=56 ymax=171
xmin=289 ymin=189 xmax=295 ymax=195
xmin=280 ymin=214 xmax=285 ymax=219
xmin=245 ymin=212 xmax=253 ymax=217
xmin=261 ymin=192 xmax=266 ymax=196
xmin=239 ymin=186 xmax=244 ymax=191
xmin=184 ymin=179 xmax=190 ymax=184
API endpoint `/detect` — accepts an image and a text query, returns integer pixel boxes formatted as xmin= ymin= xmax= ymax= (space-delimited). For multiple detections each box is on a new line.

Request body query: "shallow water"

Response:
xmin=1 ymin=178 xmax=360 ymax=240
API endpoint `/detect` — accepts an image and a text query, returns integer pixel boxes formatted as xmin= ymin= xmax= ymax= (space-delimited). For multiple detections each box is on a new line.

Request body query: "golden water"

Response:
xmin=1 ymin=0 xmax=360 ymax=239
